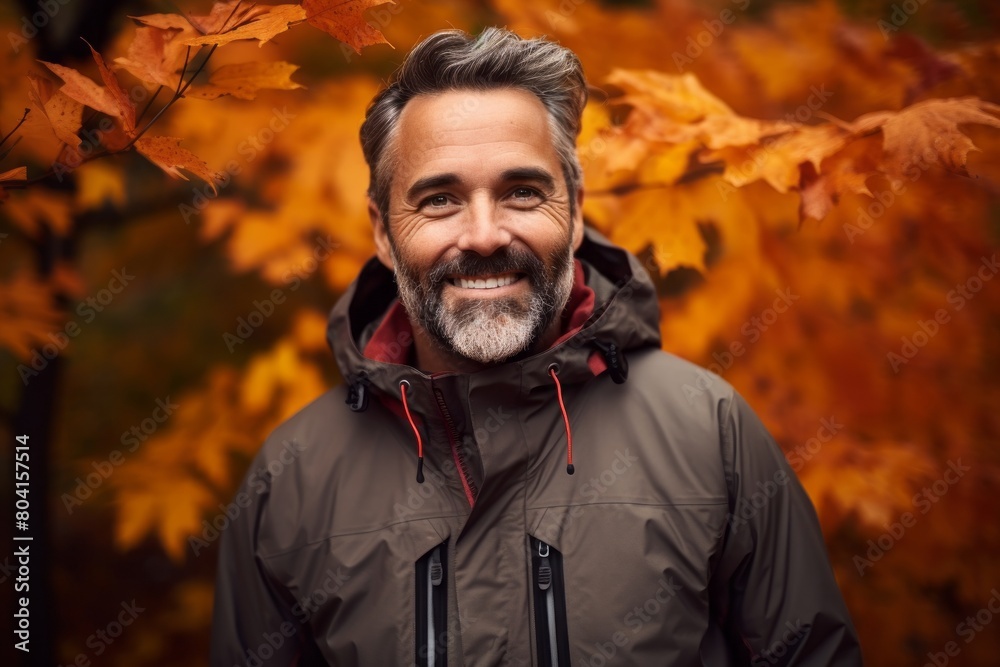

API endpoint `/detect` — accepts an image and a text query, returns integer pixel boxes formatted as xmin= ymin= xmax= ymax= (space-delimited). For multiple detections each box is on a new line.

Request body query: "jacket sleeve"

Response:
xmin=210 ymin=461 xmax=324 ymax=667
xmin=711 ymin=391 xmax=863 ymax=666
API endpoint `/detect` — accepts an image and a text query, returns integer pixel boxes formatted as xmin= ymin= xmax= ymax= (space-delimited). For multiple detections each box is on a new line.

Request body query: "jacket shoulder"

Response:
xmin=255 ymin=384 xmax=354 ymax=465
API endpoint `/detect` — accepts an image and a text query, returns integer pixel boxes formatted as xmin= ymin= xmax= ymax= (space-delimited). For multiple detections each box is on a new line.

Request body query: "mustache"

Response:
xmin=426 ymin=247 xmax=546 ymax=286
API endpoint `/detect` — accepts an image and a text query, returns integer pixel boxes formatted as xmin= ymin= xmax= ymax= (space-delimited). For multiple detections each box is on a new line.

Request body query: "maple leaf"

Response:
xmin=114 ymin=24 xmax=193 ymax=89
xmin=74 ymin=161 xmax=126 ymax=211
xmin=3 ymin=188 xmax=74 ymax=236
xmin=0 ymin=269 xmax=65 ymax=359
xmin=187 ymin=62 xmax=304 ymax=100
xmin=133 ymin=135 xmax=221 ymax=192
xmin=129 ymin=13 xmax=196 ymax=32
xmin=303 ymin=0 xmax=394 ymax=53
xmin=849 ymin=97 xmax=1000 ymax=178
xmin=183 ymin=4 xmax=307 ymax=48
xmin=26 ymin=72 xmax=84 ymax=150
xmin=84 ymin=41 xmax=136 ymax=136
xmin=112 ymin=313 xmax=328 ymax=561
xmin=185 ymin=0 xmax=269 ymax=36
xmin=38 ymin=60 xmax=121 ymax=121
xmin=0 ymin=166 xmax=27 ymax=182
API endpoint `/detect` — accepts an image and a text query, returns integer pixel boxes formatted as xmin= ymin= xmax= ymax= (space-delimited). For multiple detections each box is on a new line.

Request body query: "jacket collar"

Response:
xmin=327 ymin=227 xmax=662 ymax=414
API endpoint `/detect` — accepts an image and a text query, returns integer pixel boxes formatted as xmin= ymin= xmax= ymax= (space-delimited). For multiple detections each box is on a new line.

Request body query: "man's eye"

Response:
xmin=511 ymin=187 xmax=540 ymax=201
xmin=423 ymin=194 xmax=451 ymax=208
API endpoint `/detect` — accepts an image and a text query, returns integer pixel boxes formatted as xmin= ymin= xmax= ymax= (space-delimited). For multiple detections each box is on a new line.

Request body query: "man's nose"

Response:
xmin=455 ymin=197 xmax=512 ymax=257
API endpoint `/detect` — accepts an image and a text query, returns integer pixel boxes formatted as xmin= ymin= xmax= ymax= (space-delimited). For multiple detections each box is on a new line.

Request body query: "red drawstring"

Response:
xmin=548 ymin=366 xmax=575 ymax=475
xmin=400 ymin=381 xmax=424 ymax=483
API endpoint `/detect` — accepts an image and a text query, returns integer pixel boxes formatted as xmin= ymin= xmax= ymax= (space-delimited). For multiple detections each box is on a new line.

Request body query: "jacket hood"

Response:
xmin=326 ymin=227 xmax=662 ymax=406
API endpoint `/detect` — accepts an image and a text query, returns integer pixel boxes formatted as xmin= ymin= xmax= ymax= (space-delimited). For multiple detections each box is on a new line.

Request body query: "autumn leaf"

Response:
xmin=188 ymin=61 xmax=304 ymax=100
xmin=114 ymin=24 xmax=194 ymax=89
xmin=74 ymin=161 xmax=126 ymax=211
xmin=112 ymin=312 xmax=328 ymax=561
xmin=3 ymin=188 xmax=74 ymax=236
xmin=38 ymin=60 xmax=121 ymax=121
xmin=0 ymin=166 xmax=27 ymax=182
xmin=184 ymin=0 xmax=268 ymax=36
xmin=850 ymin=97 xmax=1000 ymax=178
xmin=84 ymin=40 xmax=136 ymax=135
xmin=129 ymin=12 xmax=196 ymax=32
xmin=0 ymin=269 xmax=65 ymax=360
xmin=134 ymin=135 xmax=221 ymax=191
xmin=303 ymin=0 xmax=394 ymax=53
xmin=183 ymin=3 xmax=307 ymax=48
xmin=26 ymin=72 xmax=84 ymax=150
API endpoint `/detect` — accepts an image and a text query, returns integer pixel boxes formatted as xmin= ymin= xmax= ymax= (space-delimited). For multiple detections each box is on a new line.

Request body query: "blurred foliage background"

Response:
xmin=1 ymin=0 xmax=999 ymax=665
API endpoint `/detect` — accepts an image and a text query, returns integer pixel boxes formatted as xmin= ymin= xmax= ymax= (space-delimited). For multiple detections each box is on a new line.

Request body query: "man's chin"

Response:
xmin=436 ymin=312 xmax=541 ymax=366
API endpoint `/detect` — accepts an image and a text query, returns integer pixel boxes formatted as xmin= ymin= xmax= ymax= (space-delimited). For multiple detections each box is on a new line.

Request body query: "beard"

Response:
xmin=390 ymin=240 xmax=575 ymax=365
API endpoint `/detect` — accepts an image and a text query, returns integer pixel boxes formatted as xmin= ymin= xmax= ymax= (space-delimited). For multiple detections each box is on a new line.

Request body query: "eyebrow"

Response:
xmin=404 ymin=167 xmax=559 ymax=203
xmin=405 ymin=173 xmax=461 ymax=202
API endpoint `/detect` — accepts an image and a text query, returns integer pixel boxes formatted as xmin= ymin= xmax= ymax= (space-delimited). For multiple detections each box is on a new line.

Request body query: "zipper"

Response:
xmin=530 ymin=537 xmax=571 ymax=667
xmin=432 ymin=387 xmax=477 ymax=507
xmin=416 ymin=542 xmax=448 ymax=667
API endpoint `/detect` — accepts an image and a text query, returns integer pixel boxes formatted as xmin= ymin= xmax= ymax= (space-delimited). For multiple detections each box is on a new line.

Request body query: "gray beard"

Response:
xmin=391 ymin=242 xmax=575 ymax=365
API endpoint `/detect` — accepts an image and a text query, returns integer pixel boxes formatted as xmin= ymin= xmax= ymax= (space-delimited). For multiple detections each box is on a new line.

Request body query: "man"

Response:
xmin=211 ymin=28 xmax=863 ymax=667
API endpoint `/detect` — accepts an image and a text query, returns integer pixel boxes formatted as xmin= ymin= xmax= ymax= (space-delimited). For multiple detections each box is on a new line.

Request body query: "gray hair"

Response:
xmin=359 ymin=27 xmax=588 ymax=223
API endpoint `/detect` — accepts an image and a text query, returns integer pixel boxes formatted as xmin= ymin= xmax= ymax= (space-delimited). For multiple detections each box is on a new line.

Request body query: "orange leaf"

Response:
xmin=129 ymin=13 xmax=195 ymax=31
xmin=187 ymin=61 xmax=304 ymax=100
xmin=184 ymin=0 xmax=267 ymax=36
xmin=2 ymin=188 xmax=74 ymax=236
xmin=0 ymin=166 xmax=27 ymax=182
xmin=183 ymin=4 xmax=307 ymax=48
xmin=850 ymin=97 xmax=1000 ymax=178
xmin=0 ymin=270 xmax=65 ymax=360
xmin=134 ymin=135 xmax=220 ymax=191
xmin=114 ymin=25 xmax=191 ymax=89
xmin=303 ymin=0 xmax=394 ymax=53
xmin=27 ymin=73 xmax=84 ymax=150
xmin=84 ymin=40 xmax=136 ymax=135
xmin=38 ymin=61 xmax=120 ymax=120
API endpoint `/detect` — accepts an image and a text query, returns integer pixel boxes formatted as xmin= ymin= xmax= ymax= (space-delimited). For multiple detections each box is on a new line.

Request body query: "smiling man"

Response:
xmin=211 ymin=28 xmax=863 ymax=667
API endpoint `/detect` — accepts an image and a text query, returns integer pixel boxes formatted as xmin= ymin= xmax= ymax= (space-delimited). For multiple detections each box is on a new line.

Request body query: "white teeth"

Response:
xmin=455 ymin=274 xmax=517 ymax=289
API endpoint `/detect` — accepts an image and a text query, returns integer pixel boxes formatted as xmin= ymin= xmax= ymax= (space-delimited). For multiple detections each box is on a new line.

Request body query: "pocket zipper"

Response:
xmin=416 ymin=542 xmax=448 ymax=666
xmin=531 ymin=537 xmax=570 ymax=666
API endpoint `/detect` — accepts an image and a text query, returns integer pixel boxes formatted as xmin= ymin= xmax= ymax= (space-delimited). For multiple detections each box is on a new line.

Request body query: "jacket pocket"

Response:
xmin=416 ymin=541 xmax=448 ymax=667
xmin=530 ymin=537 xmax=571 ymax=667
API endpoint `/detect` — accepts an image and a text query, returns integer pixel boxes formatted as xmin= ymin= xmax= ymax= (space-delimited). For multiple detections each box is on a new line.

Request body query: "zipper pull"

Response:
xmin=537 ymin=541 xmax=552 ymax=591
xmin=430 ymin=547 xmax=443 ymax=587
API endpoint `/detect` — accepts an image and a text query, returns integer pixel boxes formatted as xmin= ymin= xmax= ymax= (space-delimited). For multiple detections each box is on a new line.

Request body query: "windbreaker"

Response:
xmin=210 ymin=228 xmax=863 ymax=667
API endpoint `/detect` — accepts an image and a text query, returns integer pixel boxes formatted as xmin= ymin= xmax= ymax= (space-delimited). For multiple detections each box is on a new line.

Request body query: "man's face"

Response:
xmin=371 ymin=88 xmax=584 ymax=365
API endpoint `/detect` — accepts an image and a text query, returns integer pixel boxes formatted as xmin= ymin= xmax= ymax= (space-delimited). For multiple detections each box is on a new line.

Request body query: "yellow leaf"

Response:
xmin=74 ymin=161 xmax=126 ymax=211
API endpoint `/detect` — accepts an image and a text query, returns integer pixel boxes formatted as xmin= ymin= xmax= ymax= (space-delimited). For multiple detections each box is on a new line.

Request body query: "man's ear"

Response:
xmin=369 ymin=197 xmax=394 ymax=270
xmin=571 ymin=186 xmax=585 ymax=251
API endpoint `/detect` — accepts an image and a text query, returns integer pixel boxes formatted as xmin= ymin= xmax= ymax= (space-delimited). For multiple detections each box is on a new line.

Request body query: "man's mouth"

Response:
xmin=447 ymin=272 xmax=524 ymax=290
